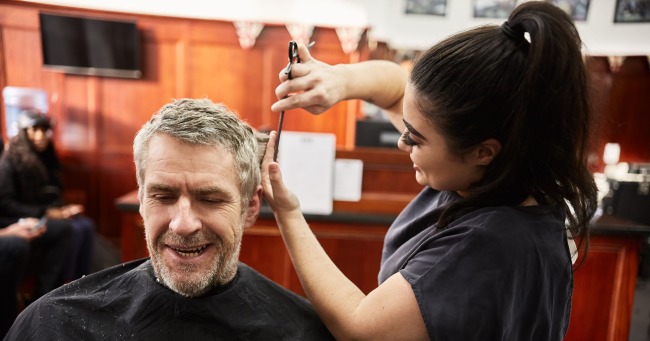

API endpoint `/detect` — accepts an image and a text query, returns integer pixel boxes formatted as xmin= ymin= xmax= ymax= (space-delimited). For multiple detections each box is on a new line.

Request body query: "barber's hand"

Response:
xmin=0 ymin=218 xmax=46 ymax=240
xmin=271 ymin=43 xmax=348 ymax=115
xmin=261 ymin=131 xmax=301 ymax=214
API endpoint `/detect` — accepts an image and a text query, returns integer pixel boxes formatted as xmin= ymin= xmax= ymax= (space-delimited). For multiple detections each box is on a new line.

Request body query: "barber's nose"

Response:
xmin=169 ymin=197 xmax=201 ymax=236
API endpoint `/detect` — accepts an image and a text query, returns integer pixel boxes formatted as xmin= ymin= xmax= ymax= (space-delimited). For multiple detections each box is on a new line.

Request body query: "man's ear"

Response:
xmin=243 ymin=185 xmax=262 ymax=228
xmin=474 ymin=138 xmax=501 ymax=166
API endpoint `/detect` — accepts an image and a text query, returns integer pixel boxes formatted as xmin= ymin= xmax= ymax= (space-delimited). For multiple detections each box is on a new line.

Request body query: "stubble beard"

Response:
xmin=146 ymin=228 xmax=242 ymax=297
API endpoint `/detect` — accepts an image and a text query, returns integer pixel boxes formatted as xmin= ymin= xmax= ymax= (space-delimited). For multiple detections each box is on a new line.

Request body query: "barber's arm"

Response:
xmin=271 ymin=43 xmax=408 ymax=132
xmin=261 ymin=132 xmax=427 ymax=341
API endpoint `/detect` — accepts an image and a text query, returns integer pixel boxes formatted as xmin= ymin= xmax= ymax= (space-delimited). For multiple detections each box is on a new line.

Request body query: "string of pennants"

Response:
xmin=234 ymin=21 xmax=366 ymax=54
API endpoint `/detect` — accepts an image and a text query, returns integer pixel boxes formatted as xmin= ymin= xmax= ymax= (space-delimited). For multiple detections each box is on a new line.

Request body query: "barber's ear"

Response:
xmin=475 ymin=138 xmax=501 ymax=166
xmin=243 ymin=185 xmax=263 ymax=228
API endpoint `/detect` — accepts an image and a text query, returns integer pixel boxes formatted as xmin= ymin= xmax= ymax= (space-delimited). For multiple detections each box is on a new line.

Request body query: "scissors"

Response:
xmin=273 ymin=40 xmax=315 ymax=162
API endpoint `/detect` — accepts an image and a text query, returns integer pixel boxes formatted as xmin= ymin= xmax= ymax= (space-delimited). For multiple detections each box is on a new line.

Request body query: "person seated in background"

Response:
xmin=0 ymin=217 xmax=70 ymax=339
xmin=0 ymin=110 xmax=95 ymax=282
xmin=0 ymin=218 xmax=44 ymax=337
xmin=5 ymin=98 xmax=333 ymax=340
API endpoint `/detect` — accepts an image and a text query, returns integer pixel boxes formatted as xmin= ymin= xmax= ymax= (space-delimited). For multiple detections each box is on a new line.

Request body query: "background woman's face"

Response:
xmin=26 ymin=126 xmax=50 ymax=152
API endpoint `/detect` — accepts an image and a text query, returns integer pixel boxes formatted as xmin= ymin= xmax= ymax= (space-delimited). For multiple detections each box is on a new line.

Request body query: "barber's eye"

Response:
xmin=401 ymin=130 xmax=418 ymax=146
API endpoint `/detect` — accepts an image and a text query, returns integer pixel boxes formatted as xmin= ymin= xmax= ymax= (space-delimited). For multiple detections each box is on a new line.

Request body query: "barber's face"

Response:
xmin=26 ymin=126 xmax=50 ymax=152
xmin=139 ymin=133 xmax=256 ymax=297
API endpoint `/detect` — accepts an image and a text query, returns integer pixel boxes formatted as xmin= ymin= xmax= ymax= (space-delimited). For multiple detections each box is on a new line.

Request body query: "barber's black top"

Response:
xmin=6 ymin=259 xmax=334 ymax=340
xmin=380 ymin=187 xmax=572 ymax=340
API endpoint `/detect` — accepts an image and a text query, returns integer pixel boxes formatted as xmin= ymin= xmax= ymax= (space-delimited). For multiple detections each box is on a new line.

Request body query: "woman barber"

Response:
xmin=261 ymin=2 xmax=598 ymax=340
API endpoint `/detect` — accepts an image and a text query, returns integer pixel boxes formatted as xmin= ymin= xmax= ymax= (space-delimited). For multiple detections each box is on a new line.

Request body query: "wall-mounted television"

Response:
xmin=39 ymin=12 xmax=142 ymax=79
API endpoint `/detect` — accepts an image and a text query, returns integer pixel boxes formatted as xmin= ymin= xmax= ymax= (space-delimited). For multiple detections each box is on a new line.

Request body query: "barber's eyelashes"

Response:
xmin=401 ymin=130 xmax=418 ymax=146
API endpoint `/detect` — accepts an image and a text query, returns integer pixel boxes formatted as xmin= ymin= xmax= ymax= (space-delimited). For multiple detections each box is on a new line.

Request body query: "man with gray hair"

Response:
xmin=6 ymin=98 xmax=333 ymax=340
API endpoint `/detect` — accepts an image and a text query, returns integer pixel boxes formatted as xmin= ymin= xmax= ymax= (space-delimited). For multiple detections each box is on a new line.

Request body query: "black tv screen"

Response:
xmin=39 ymin=13 xmax=142 ymax=79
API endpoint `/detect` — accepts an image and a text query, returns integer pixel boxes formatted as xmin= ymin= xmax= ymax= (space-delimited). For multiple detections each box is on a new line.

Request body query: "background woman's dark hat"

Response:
xmin=18 ymin=109 xmax=51 ymax=129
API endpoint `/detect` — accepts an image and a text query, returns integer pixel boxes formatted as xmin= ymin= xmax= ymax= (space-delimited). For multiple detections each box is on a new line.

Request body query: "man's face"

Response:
xmin=139 ymin=133 xmax=252 ymax=297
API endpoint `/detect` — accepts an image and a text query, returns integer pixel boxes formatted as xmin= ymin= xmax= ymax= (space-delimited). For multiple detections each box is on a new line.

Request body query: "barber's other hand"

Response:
xmin=271 ymin=43 xmax=347 ymax=115
xmin=261 ymin=131 xmax=301 ymax=214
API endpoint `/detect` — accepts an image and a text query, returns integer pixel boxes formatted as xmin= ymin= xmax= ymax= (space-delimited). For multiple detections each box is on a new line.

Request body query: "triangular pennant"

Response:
xmin=234 ymin=21 xmax=265 ymax=49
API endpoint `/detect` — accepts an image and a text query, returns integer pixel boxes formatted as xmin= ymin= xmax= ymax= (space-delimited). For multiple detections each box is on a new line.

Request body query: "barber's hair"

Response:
xmin=409 ymin=2 xmax=597 ymax=242
xmin=133 ymin=98 xmax=260 ymax=208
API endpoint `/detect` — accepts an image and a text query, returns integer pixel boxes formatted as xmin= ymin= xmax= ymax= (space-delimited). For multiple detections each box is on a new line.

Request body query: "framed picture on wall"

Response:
xmin=477 ymin=0 xmax=591 ymax=20
xmin=614 ymin=0 xmax=650 ymax=22
xmin=405 ymin=0 xmax=447 ymax=16
xmin=473 ymin=0 xmax=517 ymax=18
xmin=547 ymin=0 xmax=591 ymax=21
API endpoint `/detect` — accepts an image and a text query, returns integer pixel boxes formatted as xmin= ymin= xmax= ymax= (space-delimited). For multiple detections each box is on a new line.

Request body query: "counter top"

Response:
xmin=590 ymin=213 xmax=650 ymax=235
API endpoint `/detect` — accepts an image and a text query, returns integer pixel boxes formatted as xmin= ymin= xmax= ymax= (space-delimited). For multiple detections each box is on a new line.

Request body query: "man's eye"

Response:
xmin=152 ymin=194 xmax=175 ymax=202
xmin=202 ymin=198 xmax=224 ymax=204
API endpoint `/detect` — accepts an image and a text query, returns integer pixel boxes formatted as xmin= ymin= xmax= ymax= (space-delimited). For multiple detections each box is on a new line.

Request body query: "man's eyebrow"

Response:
xmin=192 ymin=186 xmax=234 ymax=200
xmin=146 ymin=183 xmax=176 ymax=193
xmin=403 ymin=119 xmax=426 ymax=140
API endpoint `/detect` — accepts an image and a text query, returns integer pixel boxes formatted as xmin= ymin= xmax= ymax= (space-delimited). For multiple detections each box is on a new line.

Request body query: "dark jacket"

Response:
xmin=0 ymin=130 xmax=63 ymax=227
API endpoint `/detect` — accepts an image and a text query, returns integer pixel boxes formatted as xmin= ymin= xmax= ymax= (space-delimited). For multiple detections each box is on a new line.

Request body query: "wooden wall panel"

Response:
xmin=2 ymin=28 xmax=43 ymax=87
xmin=588 ymin=56 xmax=650 ymax=170
xmin=565 ymin=235 xmax=641 ymax=341
xmin=187 ymin=43 xmax=265 ymax=124
xmin=2 ymin=0 xmax=647 ymax=247
xmin=98 ymin=40 xmax=181 ymax=154
xmin=0 ymin=1 xmax=366 ymax=241
xmin=605 ymin=57 xmax=650 ymax=164
xmin=57 ymin=76 xmax=94 ymax=150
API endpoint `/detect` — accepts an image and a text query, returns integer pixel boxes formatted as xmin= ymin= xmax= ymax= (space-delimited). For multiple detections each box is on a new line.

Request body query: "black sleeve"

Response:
xmin=0 ymin=160 xmax=47 ymax=219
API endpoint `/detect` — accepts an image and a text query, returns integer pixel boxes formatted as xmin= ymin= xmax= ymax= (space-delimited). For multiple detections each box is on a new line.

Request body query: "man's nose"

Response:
xmin=169 ymin=197 xmax=202 ymax=236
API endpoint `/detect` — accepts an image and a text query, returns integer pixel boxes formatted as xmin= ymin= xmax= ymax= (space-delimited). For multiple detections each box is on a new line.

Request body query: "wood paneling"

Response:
xmin=0 ymin=1 xmax=367 ymax=239
xmin=588 ymin=56 xmax=650 ymax=171
xmin=565 ymin=235 xmax=641 ymax=341
xmin=240 ymin=218 xmax=388 ymax=296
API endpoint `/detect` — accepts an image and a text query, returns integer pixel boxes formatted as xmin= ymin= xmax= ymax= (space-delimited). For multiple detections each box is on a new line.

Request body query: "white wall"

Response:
xmin=365 ymin=0 xmax=650 ymax=55
xmin=24 ymin=0 xmax=650 ymax=55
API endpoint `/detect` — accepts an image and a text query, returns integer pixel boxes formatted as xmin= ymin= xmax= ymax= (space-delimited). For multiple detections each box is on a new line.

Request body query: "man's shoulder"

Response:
xmin=28 ymin=257 xmax=150 ymax=309
xmin=235 ymin=262 xmax=305 ymax=300
xmin=5 ymin=258 xmax=151 ymax=340
xmin=230 ymin=262 xmax=334 ymax=340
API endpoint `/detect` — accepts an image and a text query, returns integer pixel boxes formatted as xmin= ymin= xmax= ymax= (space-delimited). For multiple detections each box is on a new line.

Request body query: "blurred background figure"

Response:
xmin=0 ymin=110 xmax=95 ymax=283
xmin=0 ymin=218 xmax=52 ymax=337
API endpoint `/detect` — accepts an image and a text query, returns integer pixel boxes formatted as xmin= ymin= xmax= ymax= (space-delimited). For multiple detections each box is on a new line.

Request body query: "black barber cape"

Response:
xmin=5 ymin=259 xmax=334 ymax=340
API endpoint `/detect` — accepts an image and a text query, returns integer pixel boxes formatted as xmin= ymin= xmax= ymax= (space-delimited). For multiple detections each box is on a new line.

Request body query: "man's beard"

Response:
xmin=146 ymin=227 xmax=242 ymax=297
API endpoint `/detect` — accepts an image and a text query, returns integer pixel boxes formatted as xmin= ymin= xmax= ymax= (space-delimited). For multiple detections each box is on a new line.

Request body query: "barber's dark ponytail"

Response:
xmin=506 ymin=2 xmax=597 ymax=245
xmin=410 ymin=1 xmax=597 ymax=250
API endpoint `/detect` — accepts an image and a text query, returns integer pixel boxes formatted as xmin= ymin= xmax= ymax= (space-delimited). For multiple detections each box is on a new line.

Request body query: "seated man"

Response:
xmin=0 ymin=218 xmax=45 ymax=338
xmin=6 ymin=99 xmax=333 ymax=340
